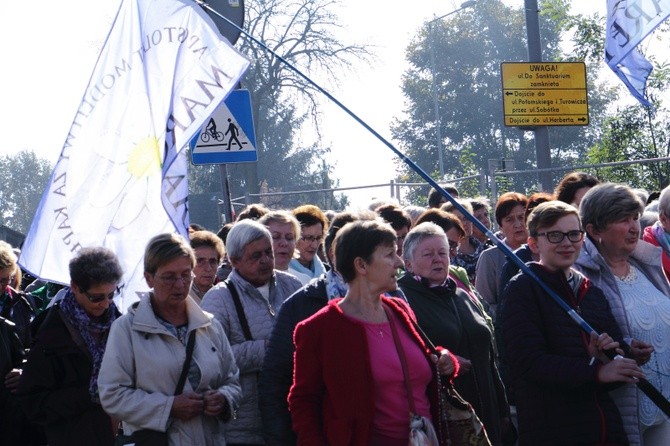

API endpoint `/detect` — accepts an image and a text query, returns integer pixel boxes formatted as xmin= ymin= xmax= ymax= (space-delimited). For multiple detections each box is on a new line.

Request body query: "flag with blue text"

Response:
xmin=606 ymin=0 xmax=670 ymax=107
xmin=19 ymin=0 xmax=249 ymax=310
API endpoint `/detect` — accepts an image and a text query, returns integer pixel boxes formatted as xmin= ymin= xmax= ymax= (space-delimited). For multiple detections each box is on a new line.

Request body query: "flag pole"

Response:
xmin=195 ymin=0 xmax=670 ymax=417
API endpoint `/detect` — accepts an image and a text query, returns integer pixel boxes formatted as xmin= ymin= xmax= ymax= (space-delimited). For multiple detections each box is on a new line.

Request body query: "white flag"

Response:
xmin=606 ymin=0 xmax=670 ymax=107
xmin=19 ymin=0 xmax=249 ymax=310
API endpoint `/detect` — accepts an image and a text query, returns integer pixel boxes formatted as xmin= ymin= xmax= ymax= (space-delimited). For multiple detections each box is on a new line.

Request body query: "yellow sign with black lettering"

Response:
xmin=501 ymin=62 xmax=589 ymax=127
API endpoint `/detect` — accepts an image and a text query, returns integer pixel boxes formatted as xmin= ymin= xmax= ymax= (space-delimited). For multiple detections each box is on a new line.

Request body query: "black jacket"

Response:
xmin=1 ymin=287 xmax=38 ymax=348
xmin=0 ymin=317 xmax=36 ymax=446
xmin=259 ymin=277 xmax=329 ymax=445
xmin=495 ymin=245 xmax=534 ymax=403
xmin=17 ymin=305 xmax=115 ymax=446
xmin=500 ymin=263 xmax=628 ymax=445
xmin=398 ymin=274 xmax=509 ymax=445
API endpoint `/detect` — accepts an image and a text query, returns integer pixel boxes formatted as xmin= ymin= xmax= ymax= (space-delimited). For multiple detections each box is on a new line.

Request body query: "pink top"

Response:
xmin=351 ymin=312 xmax=432 ymax=441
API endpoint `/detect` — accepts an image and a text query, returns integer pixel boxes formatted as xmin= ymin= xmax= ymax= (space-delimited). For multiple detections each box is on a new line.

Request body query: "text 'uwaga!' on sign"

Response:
xmin=523 ymin=64 xmax=572 ymax=88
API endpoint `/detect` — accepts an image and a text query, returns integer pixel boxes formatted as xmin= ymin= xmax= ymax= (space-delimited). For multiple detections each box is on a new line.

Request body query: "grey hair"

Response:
xmin=640 ymin=211 xmax=659 ymax=233
xmin=226 ymin=219 xmax=272 ymax=260
xmin=579 ymin=183 xmax=644 ymax=232
xmin=440 ymin=199 xmax=474 ymax=215
xmin=403 ymin=205 xmax=427 ymax=225
xmin=632 ymin=188 xmax=649 ymax=206
xmin=646 ymin=200 xmax=659 ymax=213
xmin=402 ymin=222 xmax=447 ymax=263
xmin=657 ymin=184 xmax=670 ymax=216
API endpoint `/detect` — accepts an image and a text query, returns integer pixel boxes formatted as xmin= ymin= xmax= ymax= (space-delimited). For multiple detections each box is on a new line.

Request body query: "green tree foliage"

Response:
xmin=0 ymin=151 xmax=53 ymax=234
xmin=587 ymin=103 xmax=670 ymax=192
xmin=189 ymin=0 xmax=362 ymax=212
xmin=391 ymin=0 xmax=613 ymax=204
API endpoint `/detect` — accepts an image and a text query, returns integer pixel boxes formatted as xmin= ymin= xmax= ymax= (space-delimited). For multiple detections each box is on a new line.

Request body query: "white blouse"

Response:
xmin=616 ymin=264 xmax=670 ymax=426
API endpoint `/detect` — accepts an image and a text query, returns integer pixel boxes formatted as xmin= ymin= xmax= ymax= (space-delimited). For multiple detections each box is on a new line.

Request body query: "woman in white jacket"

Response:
xmin=99 ymin=233 xmax=241 ymax=445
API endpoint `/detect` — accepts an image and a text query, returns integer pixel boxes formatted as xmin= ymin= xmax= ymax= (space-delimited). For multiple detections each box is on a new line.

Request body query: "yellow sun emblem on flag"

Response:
xmin=127 ymin=137 xmax=162 ymax=178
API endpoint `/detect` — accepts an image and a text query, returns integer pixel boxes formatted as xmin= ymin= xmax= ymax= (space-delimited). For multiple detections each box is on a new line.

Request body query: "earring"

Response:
xmin=598 ymin=237 xmax=602 ymax=244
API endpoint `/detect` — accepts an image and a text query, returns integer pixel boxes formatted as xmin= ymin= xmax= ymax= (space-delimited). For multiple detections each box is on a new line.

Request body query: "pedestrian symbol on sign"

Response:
xmin=225 ymin=118 xmax=244 ymax=150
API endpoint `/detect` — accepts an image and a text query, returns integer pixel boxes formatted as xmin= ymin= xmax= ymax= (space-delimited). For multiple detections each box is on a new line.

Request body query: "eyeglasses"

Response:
xmin=300 ymin=235 xmax=323 ymax=244
xmin=0 ymin=275 xmax=15 ymax=287
xmin=83 ymin=286 xmax=121 ymax=303
xmin=535 ymin=230 xmax=584 ymax=244
xmin=153 ymin=272 xmax=195 ymax=287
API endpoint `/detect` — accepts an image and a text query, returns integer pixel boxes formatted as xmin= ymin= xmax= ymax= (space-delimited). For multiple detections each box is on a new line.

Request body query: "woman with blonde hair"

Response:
xmin=99 ymin=233 xmax=241 ymax=445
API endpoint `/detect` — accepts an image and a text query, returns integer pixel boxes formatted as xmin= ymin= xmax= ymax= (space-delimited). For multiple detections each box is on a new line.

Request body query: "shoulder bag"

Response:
xmin=391 ymin=303 xmax=491 ymax=446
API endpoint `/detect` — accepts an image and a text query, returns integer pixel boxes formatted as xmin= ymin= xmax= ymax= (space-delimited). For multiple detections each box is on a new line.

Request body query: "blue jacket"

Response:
xmin=259 ymin=277 xmax=329 ymax=445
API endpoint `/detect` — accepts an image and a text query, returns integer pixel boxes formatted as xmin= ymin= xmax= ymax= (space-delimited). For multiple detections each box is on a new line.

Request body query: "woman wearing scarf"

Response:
xmin=642 ymin=184 xmax=670 ymax=280
xmin=399 ymin=222 xmax=511 ymax=445
xmin=18 ymin=247 xmax=122 ymax=446
xmin=289 ymin=205 xmax=329 ymax=285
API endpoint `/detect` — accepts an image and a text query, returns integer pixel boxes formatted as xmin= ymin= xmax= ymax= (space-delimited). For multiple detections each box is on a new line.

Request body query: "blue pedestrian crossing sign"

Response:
xmin=190 ymin=89 xmax=257 ymax=165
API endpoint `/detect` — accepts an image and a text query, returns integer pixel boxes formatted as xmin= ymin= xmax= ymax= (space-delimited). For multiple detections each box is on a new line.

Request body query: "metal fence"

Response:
xmin=211 ymin=156 xmax=670 ymax=222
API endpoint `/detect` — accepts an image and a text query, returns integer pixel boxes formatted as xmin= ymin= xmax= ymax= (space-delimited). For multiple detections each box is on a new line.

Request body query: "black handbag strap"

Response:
xmin=175 ymin=330 xmax=196 ymax=395
xmin=226 ymin=280 xmax=253 ymax=341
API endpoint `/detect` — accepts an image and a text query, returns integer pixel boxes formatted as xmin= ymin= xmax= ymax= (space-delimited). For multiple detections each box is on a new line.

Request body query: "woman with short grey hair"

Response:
xmin=575 ymin=183 xmax=670 ymax=446
xmin=224 ymin=219 xmax=272 ymax=261
xmin=643 ymin=183 xmax=670 ymax=280
xmin=202 ymin=219 xmax=302 ymax=445
xmin=399 ymin=222 xmax=511 ymax=445
xmin=401 ymin=221 xmax=445 ymax=263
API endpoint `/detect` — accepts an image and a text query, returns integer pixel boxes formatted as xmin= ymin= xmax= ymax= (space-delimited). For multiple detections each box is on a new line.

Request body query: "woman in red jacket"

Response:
xmin=288 ymin=220 xmax=457 ymax=445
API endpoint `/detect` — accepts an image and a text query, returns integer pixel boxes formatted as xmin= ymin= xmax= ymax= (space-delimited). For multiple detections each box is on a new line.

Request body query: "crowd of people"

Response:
xmin=1 ymin=171 xmax=670 ymax=445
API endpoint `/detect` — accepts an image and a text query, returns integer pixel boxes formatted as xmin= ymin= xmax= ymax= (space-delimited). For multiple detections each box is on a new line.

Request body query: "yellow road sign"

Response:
xmin=501 ymin=62 xmax=589 ymax=127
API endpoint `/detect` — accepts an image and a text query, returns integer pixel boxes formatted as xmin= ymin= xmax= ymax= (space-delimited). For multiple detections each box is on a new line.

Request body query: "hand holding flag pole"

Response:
xmin=196 ymin=0 xmax=670 ymax=417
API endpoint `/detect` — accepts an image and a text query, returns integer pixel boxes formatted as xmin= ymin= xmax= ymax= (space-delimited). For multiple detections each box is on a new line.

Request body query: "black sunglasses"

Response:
xmin=82 ymin=286 xmax=121 ymax=303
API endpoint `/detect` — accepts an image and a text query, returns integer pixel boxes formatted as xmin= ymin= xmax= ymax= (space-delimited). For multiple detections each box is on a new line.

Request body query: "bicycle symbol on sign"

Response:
xmin=201 ymin=118 xmax=224 ymax=143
